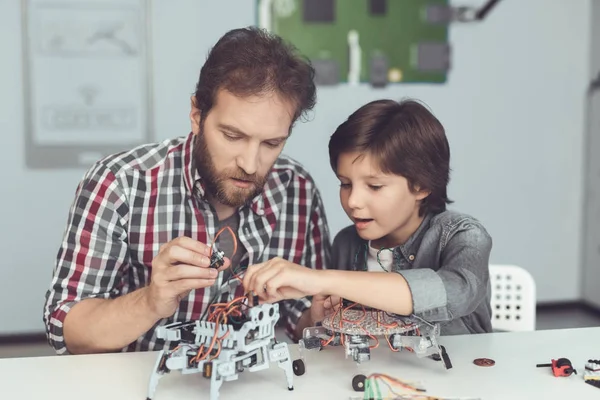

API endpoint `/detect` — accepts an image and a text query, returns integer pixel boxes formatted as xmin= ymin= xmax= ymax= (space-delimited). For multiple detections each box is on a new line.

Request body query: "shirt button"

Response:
xmin=408 ymin=254 xmax=415 ymax=261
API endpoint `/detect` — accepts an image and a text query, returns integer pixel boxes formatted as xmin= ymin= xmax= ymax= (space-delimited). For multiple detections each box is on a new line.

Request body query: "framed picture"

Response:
xmin=21 ymin=0 xmax=154 ymax=169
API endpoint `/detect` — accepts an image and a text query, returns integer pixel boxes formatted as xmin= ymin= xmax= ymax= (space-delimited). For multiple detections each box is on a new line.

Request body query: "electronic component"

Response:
xmin=295 ymin=300 xmax=451 ymax=391
xmin=536 ymin=358 xmax=577 ymax=377
xmin=258 ymin=0 xmax=503 ymax=86
xmin=258 ymin=0 xmax=450 ymax=85
xmin=313 ymin=59 xmax=340 ymax=85
xmin=303 ymin=0 xmax=334 ymax=23
xmin=473 ymin=357 xmax=495 ymax=367
xmin=369 ymin=53 xmax=389 ymax=88
xmin=146 ymin=301 xmax=298 ymax=400
xmin=368 ymin=0 xmax=386 ymax=16
xmin=209 ymin=249 xmax=225 ymax=269
xmin=414 ymin=42 xmax=451 ymax=72
xmin=584 ymin=359 xmax=600 ymax=384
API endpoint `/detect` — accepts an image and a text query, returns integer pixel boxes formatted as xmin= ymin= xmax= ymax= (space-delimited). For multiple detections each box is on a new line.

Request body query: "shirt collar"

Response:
xmin=182 ymin=132 xmax=267 ymax=215
xmin=396 ymin=212 xmax=433 ymax=262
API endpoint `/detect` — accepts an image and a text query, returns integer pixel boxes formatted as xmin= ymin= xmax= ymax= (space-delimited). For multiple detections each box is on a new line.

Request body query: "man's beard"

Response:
xmin=194 ymin=131 xmax=267 ymax=208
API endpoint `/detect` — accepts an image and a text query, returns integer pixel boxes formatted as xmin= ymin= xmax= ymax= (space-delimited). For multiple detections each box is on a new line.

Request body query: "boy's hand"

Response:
xmin=310 ymin=294 xmax=341 ymax=324
xmin=242 ymin=257 xmax=323 ymax=303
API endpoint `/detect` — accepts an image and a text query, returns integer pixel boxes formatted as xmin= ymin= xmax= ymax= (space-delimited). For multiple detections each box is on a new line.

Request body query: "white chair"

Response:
xmin=489 ymin=264 xmax=536 ymax=331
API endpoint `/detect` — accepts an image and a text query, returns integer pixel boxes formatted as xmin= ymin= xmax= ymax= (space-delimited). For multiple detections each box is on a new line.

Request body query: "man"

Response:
xmin=43 ymin=27 xmax=332 ymax=354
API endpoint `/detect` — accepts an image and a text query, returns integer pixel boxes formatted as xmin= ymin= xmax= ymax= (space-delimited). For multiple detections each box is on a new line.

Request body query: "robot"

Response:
xmin=293 ymin=300 xmax=452 ymax=392
xmin=145 ymin=299 xmax=299 ymax=400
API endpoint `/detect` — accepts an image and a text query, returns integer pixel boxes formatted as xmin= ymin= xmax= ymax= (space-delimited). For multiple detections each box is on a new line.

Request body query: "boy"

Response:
xmin=243 ymin=99 xmax=493 ymax=335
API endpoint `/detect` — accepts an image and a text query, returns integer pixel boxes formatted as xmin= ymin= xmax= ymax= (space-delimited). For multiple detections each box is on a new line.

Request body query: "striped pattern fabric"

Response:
xmin=43 ymin=132 xmax=331 ymax=354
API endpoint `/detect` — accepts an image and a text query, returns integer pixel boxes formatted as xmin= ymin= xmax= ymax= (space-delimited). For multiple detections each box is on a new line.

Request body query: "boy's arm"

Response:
xmin=319 ymin=223 xmax=492 ymax=320
xmin=318 ymin=271 xmax=414 ymax=315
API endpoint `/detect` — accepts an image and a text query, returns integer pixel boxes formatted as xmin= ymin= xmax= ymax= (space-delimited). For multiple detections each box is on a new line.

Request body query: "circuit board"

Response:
xmin=256 ymin=0 xmax=451 ymax=86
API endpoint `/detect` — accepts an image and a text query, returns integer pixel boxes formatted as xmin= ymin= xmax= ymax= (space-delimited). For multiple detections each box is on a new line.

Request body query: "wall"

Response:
xmin=0 ymin=0 xmax=591 ymax=335
xmin=582 ymin=0 xmax=600 ymax=309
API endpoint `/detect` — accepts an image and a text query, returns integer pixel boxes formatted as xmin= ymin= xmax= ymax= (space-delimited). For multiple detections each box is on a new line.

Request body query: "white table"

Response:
xmin=1 ymin=327 xmax=599 ymax=400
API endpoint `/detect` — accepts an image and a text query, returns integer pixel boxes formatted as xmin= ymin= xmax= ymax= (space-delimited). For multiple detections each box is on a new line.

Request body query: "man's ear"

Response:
xmin=190 ymin=96 xmax=202 ymax=135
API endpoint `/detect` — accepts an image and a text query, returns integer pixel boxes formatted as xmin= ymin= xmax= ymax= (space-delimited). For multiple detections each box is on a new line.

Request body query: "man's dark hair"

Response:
xmin=194 ymin=26 xmax=316 ymax=126
xmin=328 ymin=99 xmax=452 ymax=216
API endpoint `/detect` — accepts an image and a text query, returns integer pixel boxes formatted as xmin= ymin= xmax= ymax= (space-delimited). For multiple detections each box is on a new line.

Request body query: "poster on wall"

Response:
xmin=21 ymin=0 xmax=153 ymax=169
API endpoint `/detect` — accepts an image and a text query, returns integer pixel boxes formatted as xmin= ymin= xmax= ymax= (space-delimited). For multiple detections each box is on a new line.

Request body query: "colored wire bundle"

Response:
xmin=186 ymin=295 xmax=250 ymax=365
xmin=321 ymin=301 xmax=417 ymax=350
xmin=210 ymin=226 xmax=242 ymax=282
xmin=363 ymin=373 xmax=425 ymax=400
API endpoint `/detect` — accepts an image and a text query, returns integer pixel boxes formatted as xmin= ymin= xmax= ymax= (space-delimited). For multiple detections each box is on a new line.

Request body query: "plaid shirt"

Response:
xmin=43 ymin=132 xmax=332 ymax=354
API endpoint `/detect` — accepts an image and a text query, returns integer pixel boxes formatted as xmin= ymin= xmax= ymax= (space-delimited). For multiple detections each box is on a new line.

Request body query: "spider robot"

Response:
xmin=145 ymin=299 xmax=299 ymax=400
xmin=293 ymin=300 xmax=452 ymax=392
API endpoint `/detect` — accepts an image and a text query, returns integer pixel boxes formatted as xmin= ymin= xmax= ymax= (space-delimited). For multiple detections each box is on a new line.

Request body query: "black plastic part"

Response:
xmin=158 ymin=353 xmax=170 ymax=373
xmin=441 ymin=345 xmax=453 ymax=369
xmin=556 ymin=358 xmax=572 ymax=368
xmin=303 ymin=336 xmax=322 ymax=350
xmin=292 ymin=359 xmax=306 ymax=376
xmin=180 ymin=326 xmax=195 ymax=343
xmin=248 ymin=353 xmax=258 ymax=368
xmin=586 ymin=380 xmax=600 ymax=389
xmin=352 ymin=374 xmax=367 ymax=392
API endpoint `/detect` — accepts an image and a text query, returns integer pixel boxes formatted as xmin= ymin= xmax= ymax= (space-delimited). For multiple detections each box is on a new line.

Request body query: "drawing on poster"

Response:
xmin=21 ymin=0 xmax=153 ymax=169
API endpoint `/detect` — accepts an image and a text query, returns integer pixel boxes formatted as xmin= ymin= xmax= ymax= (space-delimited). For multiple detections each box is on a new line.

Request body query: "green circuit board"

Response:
xmin=256 ymin=0 xmax=451 ymax=86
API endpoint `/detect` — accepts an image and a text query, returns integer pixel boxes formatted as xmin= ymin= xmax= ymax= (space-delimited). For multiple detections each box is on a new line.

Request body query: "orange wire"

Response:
xmin=210 ymin=226 xmax=242 ymax=282
xmin=385 ymin=335 xmax=399 ymax=352
xmin=212 ymin=226 xmax=237 ymax=259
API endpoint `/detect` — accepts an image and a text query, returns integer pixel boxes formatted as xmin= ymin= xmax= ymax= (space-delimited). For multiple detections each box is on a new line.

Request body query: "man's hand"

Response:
xmin=146 ymin=236 xmax=230 ymax=318
xmin=310 ymin=294 xmax=341 ymax=324
xmin=242 ymin=257 xmax=323 ymax=303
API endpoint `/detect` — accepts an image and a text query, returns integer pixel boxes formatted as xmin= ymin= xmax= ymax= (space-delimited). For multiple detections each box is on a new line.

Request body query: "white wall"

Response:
xmin=582 ymin=0 xmax=600 ymax=309
xmin=0 ymin=0 xmax=591 ymax=335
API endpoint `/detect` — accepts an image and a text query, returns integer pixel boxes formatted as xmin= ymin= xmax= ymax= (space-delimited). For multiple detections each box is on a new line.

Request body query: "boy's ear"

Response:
xmin=416 ymin=190 xmax=431 ymax=201
xmin=413 ymin=185 xmax=431 ymax=201
xmin=190 ymin=96 xmax=202 ymax=135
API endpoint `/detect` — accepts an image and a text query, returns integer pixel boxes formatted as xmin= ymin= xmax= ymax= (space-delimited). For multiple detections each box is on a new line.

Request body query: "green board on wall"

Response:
xmin=256 ymin=0 xmax=451 ymax=87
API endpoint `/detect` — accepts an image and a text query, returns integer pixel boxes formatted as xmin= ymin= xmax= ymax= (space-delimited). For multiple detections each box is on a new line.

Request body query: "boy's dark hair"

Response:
xmin=328 ymin=99 xmax=452 ymax=216
xmin=194 ymin=26 xmax=316 ymax=126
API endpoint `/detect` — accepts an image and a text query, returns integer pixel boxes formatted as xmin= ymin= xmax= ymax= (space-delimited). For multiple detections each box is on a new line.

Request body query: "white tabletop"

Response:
xmin=1 ymin=327 xmax=599 ymax=400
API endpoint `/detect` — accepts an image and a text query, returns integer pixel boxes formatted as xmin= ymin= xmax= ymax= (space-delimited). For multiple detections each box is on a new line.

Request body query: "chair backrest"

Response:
xmin=489 ymin=264 xmax=536 ymax=331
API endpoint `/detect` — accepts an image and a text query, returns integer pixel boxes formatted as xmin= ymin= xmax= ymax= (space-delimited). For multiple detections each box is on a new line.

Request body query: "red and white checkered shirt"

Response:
xmin=43 ymin=132 xmax=332 ymax=354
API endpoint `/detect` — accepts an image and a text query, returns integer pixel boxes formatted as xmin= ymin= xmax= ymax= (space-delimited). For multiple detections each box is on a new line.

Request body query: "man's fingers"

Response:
xmin=172 ymin=278 xmax=217 ymax=295
xmin=161 ymin=237 xmax=212 ymax=256
xmin=160 ymin=245 xmax=212 ymax=268
xmin=216 ymin=257 xmax=231 ymax=272
xmin=164 ymin=265 xmax=218 ymax=281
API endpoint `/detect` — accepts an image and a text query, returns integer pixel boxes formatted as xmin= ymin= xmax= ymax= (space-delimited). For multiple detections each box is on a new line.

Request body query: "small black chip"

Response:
xmin=303 ymin=0 xmax=335 ymax=23
xmin=369 ymin=0 xmax=387 ymax=16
